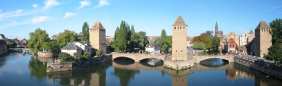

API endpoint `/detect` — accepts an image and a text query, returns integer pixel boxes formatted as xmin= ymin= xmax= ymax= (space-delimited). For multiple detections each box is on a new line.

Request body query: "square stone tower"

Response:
xmin=255 ymin=21 xmax=272 ymax=57
xmin=89 ymin=21 xmax=107 ymax=54
xmin=172 ymin=16 xmax=188 ymax=61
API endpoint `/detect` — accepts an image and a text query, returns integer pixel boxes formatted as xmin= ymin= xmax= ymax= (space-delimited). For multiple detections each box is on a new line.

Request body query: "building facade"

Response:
xmin=89 ymin=21 xmax=107 ymax=54
xmin=172 ymin=16 xmax=188 ymax=61
xmin=239 ymin=33 xmax=248 ymax=46
xmin=254 ymin=21 xmax=272 ymax=57
xmin=226 ymin=32 xmax=239 ymax=53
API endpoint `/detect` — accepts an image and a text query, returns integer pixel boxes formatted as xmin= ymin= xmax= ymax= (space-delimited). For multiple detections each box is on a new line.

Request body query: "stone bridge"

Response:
xmin=112 ymin=52 xmax=167 ymax=62
xmin=194 ymin=55 xmax=234 ymax=63
xmin=112 ymin=62 xmax=234 ymax=74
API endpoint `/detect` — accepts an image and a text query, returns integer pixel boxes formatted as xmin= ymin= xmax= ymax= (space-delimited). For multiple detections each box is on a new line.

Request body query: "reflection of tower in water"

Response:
xmin=172 ymin=75 xmax=188 ymax=86
xmin=164 ymin=69 xmax=192 ymax=86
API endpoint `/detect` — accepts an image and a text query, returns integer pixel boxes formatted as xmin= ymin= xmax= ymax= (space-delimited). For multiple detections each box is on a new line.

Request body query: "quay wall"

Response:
xmin=235 ymin=55 xmax=282 ymax=80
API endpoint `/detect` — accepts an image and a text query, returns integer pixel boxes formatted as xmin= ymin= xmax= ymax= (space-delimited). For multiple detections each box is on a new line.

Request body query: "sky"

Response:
xmin=0 ymin=0 xmax=282 ymax=39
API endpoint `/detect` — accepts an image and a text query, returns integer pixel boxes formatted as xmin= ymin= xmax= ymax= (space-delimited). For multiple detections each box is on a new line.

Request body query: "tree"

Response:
xmin=154 ymin=29 xmax=171 ymax=54
xmin=111 ymin=21 xmax=149 ymax=53
xmin=137 ymin=31 xmax=149 ymax=51
xmin=82 ymin=22 xmax=90 ymax=43
xmin=209 ymin=37 xmax=220 ymax=54
xmin=55 ymin=30 xmax=78 ymax=48
xmin=27 ymin=28 xmax=51 ymax=53
xmin=113 ymin=21 xmax=128 ymax=52
xmin=192 ymin=33 xmax=212 ymax=50
xmin=266 ymin=19 xmax=282 ymax=64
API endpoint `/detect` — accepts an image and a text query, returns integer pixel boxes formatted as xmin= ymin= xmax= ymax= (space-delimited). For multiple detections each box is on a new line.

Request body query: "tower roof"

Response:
xmin=92 ymin=21 xmax=105 ymax=30
xmin=173 ymin=16 xmax=187 ymax=26
xmin=256 ymin=20 xmax=270 ymax=31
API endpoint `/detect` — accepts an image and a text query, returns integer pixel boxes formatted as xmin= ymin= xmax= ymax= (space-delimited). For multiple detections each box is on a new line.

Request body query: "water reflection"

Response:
xmin=0 ymin=53 xmax=281 ymax=86
xmin=28 ymin=57 xmax=47 ymax=80
xmin=114 ymin=68 xmax=139 ymax=86
xmin=200 ymin=58 xmax=229 ymax=67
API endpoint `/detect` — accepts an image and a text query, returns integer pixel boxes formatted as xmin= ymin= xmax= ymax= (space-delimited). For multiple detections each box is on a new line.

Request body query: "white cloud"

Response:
xmin=80 ymin=0 xmax=91 ymax=9
xmin=44 ymin=0 xmax=60 ymax=9
xmin=0 ymin=9 xmax=25 ymax=21
xmin=96 ymin=0 xmax=109 ymax=8
xmin=32 ymin=16 xmax=48 ymax=24
xmin=32 ymin=4 xmax=38 ymax=8
xmin=63 ymin=12 xmax=76 ymax=19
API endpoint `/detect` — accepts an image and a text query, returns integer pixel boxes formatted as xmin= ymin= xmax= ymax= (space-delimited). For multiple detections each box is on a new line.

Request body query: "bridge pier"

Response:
xmin=164 ymin=60 xmax=194 ymax=70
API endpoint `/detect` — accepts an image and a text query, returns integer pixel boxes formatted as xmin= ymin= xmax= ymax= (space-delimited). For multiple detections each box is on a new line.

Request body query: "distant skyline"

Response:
xmin=1 ymin=0 xmax=282 ymax=39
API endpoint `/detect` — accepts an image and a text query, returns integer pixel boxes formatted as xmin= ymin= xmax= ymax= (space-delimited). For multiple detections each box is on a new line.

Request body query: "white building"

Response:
xmin=61 ymin=42 xmax=83 ymax=58
xmin=145 ymin=45 xmax=160 ymax=54
xmin=239 ymin=33 xmax=248 ymax=46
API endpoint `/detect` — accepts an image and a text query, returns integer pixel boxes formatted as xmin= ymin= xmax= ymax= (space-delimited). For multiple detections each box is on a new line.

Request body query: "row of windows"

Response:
xmin=174 ymin=27 xmax=185 ymax=30
xmin=174 ymin=50 xmax=183 ymax=52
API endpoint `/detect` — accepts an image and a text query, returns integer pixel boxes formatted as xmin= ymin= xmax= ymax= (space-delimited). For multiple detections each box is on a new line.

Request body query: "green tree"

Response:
xmin=154 ymin=29 xmax=172 ymax=54
xmin=27 ymin=28 xmax=51 ymax=53
xmin=209 ymin=37 xmax=220 ymax=54
xmin=115 ymin=21 xmax=128 ymax=52
xmin=55 ymin=30 xmax=78 ymax=48
xmin=137 ymin=31 xmax=149 ymax=51
xmin=82 ymin=22 xmax=90 ymax=43
xmin=266 ymin=19 xmax=282 ymax=64
xmin=192 ymin=33 xmax=212 ymax=50
xmin=111 ymin=21 xmax=149 ymax=53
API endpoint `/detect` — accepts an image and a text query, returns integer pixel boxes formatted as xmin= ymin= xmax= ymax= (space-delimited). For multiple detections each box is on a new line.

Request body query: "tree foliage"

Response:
xmin=27 ymin=28 xmax=51 ymax=53
xmin=82 ymin=22 xmax=90 ymax=43
xmin=192 ymin=33 xmax=212 ymax=50
xmin=192 ymin=32 xmax=220 ymax=54
xmin=266 ymin=19 xmax=282 ymax=64
xmin=55 ymin=30 xmax=78 ymax=48
xmin=111 ymin=21 xmax=149 ymax=52
xmin=154 ymin=29 xmax=171 ymax=54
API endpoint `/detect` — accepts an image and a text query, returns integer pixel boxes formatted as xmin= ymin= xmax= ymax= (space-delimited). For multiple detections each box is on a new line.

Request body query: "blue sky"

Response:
xmin=0 ymin=0 xmax=282 ymax=39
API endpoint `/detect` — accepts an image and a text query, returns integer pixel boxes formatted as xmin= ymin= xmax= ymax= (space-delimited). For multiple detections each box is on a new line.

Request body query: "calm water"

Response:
xmin=0 ymin=53 xmax=281 ymax=86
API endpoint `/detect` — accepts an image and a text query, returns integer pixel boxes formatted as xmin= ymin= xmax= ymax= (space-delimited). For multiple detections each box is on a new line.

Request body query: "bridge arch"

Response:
xmin=195 ymin=55 xmax=234 ymax=64
xmin=139 ymin=58 xmax=164 ymax=67
xmin=113 ymin=56 xmax=135 ymax=65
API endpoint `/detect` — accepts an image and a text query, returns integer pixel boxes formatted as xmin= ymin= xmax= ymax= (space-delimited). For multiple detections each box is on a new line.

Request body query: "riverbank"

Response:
xmin=235 ymin=55 xmax=282 ymax=80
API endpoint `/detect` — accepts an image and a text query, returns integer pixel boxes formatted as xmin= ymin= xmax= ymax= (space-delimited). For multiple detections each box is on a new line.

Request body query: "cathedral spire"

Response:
xmin=215 ymin=22 xmax=219 ymax=33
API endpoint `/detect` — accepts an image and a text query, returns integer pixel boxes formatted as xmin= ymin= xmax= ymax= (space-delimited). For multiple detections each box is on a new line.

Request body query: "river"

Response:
xmin=0 ymin=53 xmax=281 ymax=86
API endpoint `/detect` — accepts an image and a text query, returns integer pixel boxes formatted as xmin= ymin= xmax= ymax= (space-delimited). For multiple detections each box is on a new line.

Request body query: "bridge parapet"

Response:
xmin=112 ymin=52 xmax=166 ymax=62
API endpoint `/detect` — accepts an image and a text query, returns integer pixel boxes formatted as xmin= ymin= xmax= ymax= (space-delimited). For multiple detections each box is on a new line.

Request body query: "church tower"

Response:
xmin=89 ymin=21 xmax=107 ymax=54
xmin=172 ymin=16 xmax=188 ymax=61
xmin=255 ymin=21 xmax=272 ymax=57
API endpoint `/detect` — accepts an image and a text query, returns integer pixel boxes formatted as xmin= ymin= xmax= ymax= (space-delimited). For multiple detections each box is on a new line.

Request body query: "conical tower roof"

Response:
xmin=173 ymin=16 xmax=187 ymax=26
xmin=92 ymin=21 xmax=105 ymax=30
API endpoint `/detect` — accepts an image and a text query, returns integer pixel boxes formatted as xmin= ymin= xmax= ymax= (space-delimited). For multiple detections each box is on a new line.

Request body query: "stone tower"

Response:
xmin=172 ymin=16 xmax=188 ymax=61
xmin=254 ymin=21 xmax=272 ymax=57
xmin=89 ymin=21 xmax=107 ymax=54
